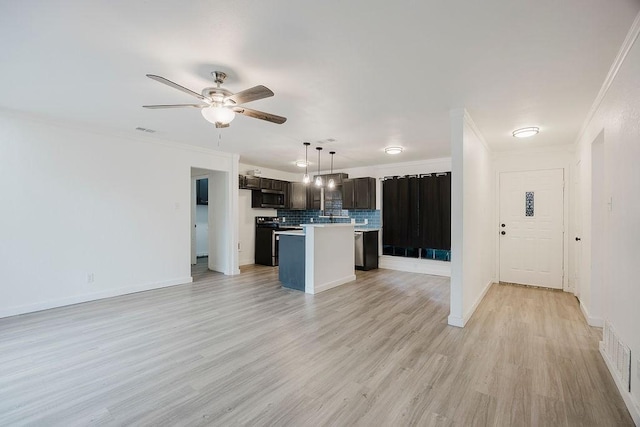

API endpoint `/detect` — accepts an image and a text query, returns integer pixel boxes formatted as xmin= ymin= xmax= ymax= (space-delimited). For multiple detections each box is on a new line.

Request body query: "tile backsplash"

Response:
xmin=277 ymin=209 xmax=381 ymax=229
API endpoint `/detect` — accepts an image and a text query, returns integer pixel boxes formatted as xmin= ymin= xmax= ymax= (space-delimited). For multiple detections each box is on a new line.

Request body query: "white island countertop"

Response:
xmin=274 ymin=230 xmax=305 ymax=236
xmin=301 ymin=223 xmax=354 ymax=228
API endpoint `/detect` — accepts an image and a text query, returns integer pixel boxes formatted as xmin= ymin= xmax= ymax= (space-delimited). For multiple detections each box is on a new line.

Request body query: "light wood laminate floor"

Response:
xmin=0 ymin=260 xmax=633 ymax=426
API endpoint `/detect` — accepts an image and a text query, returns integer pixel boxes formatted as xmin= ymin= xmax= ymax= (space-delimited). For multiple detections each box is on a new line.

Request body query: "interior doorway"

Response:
xmin=194 ymin=177 xmax=209 ymax=261
xmin=190 ymin=167 xmax=232 ymax=275
xmin=499 ymin=169 xmax=564 ymax=289
xmin=191 ymin=172 xmax=209 ymax=266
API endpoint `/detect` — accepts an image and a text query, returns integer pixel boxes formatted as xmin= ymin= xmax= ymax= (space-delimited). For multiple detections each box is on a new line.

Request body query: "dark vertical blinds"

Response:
xmin=383 ymin=173 xmax=451 ymax=250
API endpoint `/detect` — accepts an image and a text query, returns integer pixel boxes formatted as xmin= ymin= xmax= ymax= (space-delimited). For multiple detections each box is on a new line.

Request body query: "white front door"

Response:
xmin=499 ymin=169 xmax=564 ymax=289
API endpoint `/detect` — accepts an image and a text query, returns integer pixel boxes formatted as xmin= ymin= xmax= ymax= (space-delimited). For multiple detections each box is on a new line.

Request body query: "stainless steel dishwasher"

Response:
xmin=354 ymin=231 xmax=364 ymax=268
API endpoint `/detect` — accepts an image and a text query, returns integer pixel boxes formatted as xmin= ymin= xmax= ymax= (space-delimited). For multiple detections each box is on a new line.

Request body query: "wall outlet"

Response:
xmin=310 ymin=218 xmax=314 ymax=223
xmin=87 ymin=273 xmax=95 ymax=284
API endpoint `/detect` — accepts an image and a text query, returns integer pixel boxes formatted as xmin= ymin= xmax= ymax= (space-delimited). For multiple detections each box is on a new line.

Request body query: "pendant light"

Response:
xmin=327 ymin=151 xmax=336 ymax=189
xmin=302 ymin=142 xmax=311 ymax=184
xmin=315 ymin=147 xmax=323 ymax=187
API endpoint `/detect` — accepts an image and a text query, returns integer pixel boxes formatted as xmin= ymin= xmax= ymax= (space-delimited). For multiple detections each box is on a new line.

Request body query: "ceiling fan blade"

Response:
xmin=232 ymin=107 xmax=287 ymax=124
xmin=143 ymin=104 xmax=207 ymax=109
xmin=215 ymin=122 xmax=230 ymax=129
xmin=226 ymin=85 xmax=274 ymax=105
xmin=146 ymin=74 xmax=207 ymax=101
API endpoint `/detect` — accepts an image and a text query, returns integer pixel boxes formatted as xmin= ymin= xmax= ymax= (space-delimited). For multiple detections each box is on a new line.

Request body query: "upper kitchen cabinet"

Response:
xmin=313 ymin=173 xmax=349 ymax=187
xmin=307 ymin=185 xmax=321 ymax=210
xmin=243 ymin=175 xmax=260 ymax=189
xmin=289 ymin=182 xmax=308 ymax=210
xmin=342 ymin=177 xmax=376 ymax=210
xmin=259 ymin=177 xmax=273 ymax=190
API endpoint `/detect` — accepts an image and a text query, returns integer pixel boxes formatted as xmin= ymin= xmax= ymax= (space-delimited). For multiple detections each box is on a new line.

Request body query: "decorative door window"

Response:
xmin=525 ymin=191 xmax=534 ymax=217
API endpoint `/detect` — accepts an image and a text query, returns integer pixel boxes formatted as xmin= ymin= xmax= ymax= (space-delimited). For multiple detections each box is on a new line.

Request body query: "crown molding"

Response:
xmin=462 ymin=108 xmax=491 ymax=153
xmin=574 ymin=10 xmax=640 ymax=146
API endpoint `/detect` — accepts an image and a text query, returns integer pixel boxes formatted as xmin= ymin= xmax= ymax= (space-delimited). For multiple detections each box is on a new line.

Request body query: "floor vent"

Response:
xmin=603 ymin=320 xmax=631 ymax=392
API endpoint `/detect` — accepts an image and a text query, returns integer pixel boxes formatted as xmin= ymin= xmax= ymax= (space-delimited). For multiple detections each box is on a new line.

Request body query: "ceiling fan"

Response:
xmin=143 ymin=71 xmax=287 ymax=128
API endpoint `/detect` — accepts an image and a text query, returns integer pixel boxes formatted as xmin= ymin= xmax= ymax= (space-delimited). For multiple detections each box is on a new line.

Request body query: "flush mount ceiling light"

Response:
xmin=384 ymin=146 xmax=403 ymax=155
xmin=295 ymin=160 xmax=309 ymax=168
xmin=512 ymin=127 xmax=540 ymax=138
xmin=302 ymin=142 xmax=311 ymax=184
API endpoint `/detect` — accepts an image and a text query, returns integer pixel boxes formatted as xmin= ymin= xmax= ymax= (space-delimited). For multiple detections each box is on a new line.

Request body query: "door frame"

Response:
xmin=494 ymin=166 xmax=570 ymax=291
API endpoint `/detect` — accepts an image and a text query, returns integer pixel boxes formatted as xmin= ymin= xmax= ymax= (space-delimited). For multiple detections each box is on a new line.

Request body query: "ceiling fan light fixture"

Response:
xmin=384 ymin=146 xmax=403 ymax=155
xmin=201 ymin=105 xmax=236 ymax=125
xmin=512 ymin=127 xmax=539 ymax=138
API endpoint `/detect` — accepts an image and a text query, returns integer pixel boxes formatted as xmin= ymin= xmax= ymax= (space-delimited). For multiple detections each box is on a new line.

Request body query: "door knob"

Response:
xmin=501 ymin=231 xmax=506 ymax=235
xmin=575 ymin=237 xmax=581 ymax=241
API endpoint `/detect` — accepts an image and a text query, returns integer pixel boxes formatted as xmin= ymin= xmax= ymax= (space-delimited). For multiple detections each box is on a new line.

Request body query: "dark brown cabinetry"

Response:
xmin=313 ymin=173 xmax=349 ymax=187
xmin=355 ymin=230 xmax=379 ymax=270
xmin=243 ymin=175 xmax=260 ymax=189
xmin=307 ymin=185 xmax=321 ymax=210
xmin=259 ymin=177 xmax=273 ymax=190
xmin=342 ymin=177 xmax=376 ymax=209
xmin=289 ymin=182 xmax=308 ymax=209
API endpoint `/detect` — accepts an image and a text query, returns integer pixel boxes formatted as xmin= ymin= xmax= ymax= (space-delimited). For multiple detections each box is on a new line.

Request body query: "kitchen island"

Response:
xmin=277 ymin=223 xmax=356 ymax=294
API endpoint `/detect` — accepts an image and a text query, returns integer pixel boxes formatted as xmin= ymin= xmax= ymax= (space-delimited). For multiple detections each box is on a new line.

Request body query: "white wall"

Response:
xmin=208 ymin=170 xmax=234 ymax=273
xmin=574 ymin=14 xmax=640 ymax=420
xmin=449 ymin=109 xmax=495 ymax=327
xmin=195 ymin=204 xmax=209 ymax=257
xmin=0 ymin=110 xmax=239 ymax=318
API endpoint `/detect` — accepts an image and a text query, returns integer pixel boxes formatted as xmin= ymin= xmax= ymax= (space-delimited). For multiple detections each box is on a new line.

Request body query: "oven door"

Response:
xmin=255 ymin=227 xmax=277 ymax=266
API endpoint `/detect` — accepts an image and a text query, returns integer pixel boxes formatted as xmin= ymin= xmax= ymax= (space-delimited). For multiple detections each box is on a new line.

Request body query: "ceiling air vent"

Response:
xmin=135 ymin=127 xmax=156 ymax=133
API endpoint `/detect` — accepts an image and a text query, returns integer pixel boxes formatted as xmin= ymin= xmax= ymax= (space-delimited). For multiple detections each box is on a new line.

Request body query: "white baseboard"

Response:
xmin=379 ymin=256 xmax=451 ymax=277
xmin=599 ymin=342 xmax=640 ymax=425
xmin=447 ymin=279 xmax=494 ymax=328
xmin=0 ymin=276 xmax=193 ymax=319
xmin=239 ymin=255 xmax=254 ymax=266
xmin=447 ymin=315 xmax=464 ymax=327
xmin=580 ymin=301 xmax=604 ymax=327
xmin=311 ymin=274 xmax=357 ymax=294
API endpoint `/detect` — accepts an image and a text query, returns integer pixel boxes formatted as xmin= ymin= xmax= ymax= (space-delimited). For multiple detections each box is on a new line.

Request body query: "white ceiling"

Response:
xmin=1 ymin=1 xmax=638 ymax=173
